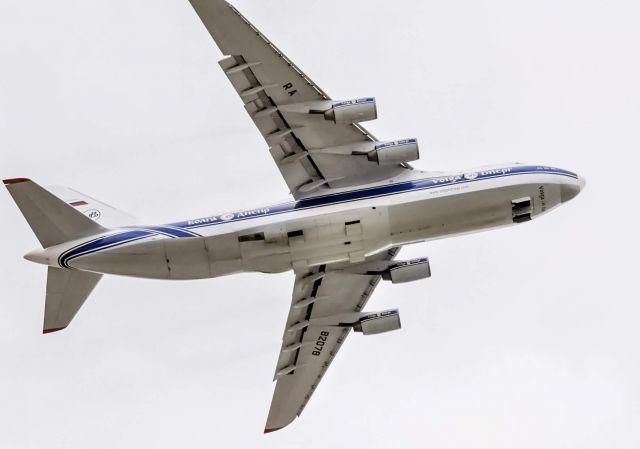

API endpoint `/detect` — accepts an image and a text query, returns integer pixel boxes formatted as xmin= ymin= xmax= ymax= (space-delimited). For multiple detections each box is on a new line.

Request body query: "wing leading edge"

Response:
xmin=188 ymin=0 xmax=410 ymax=199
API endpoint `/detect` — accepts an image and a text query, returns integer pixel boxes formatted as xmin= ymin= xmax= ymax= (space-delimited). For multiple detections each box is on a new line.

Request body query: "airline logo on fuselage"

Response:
xmin=187 ymin=207 xmax=271 ymax=226
xmin=431 ymin=167 xmax=512 ymax=185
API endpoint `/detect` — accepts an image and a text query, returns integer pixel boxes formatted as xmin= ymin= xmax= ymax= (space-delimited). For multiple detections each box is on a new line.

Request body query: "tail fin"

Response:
xmin=44 ymin=267 xmax=102 ymax=333
xmin=4 ymin=178 xmax=107 ymax=248
xmin=4 ymin=178 xmax=110 ymax=333
xmin=46 ymin=185 xmax=138 ymax=228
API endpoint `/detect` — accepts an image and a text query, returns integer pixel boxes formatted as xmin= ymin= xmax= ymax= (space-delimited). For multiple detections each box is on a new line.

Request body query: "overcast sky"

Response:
xmin=1 ymin=0 xmax=639 ymax=448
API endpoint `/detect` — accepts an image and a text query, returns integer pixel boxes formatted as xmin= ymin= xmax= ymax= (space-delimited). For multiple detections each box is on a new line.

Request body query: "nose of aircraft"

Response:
xmin=561 ymin=174 xmax=586 ymax=203
xmin=578 ymin=175 xmax=586 ymax=191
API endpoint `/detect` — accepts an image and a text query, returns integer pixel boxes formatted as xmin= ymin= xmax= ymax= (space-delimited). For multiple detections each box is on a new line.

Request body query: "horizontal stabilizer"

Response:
xmin=4 ymin=178 xmax=106 ymax=248
xmin=44 ymin=267 xmax=102 ymax=333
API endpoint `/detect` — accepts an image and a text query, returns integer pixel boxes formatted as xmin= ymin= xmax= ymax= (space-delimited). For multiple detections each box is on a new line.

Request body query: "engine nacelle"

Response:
xmin=323 ymin=97 xmax=377 ymax=124
xmin=353 ymin=309 xmax=401 ymax=335
xmin=383 ymin=257 xmax=431 ymax=284
xmin=367 ymin=138 xmax=420 ymax=165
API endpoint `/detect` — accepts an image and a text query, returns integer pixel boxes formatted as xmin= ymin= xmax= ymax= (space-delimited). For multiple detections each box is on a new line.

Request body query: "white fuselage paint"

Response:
xmin=26 ymin=164 xmax=584 ymax=279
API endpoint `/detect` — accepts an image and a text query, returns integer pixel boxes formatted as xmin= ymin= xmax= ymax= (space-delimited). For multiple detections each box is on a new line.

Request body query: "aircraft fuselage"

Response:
xmin=25 ymin=164 xmax=584 ymax=279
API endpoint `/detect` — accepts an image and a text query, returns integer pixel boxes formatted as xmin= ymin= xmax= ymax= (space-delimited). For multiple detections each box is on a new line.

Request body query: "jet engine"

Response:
xmin=367 ymin=138 xmax=420 ymax=165
xmin=323 ymin=97 xmax=377 ymax=123
xmin=383 ymin=257 xmax=431 ymax=283
xmin=353 ymin=309 xmax=401 ymax=335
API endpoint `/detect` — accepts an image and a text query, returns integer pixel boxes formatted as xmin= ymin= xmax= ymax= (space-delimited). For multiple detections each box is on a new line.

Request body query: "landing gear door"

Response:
xmin=512 ymin=197 xmax=532 ymax=223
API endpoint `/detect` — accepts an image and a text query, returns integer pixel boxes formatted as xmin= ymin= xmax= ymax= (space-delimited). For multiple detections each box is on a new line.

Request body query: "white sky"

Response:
xmin=1 ymin=0 xmax=639 ymax=447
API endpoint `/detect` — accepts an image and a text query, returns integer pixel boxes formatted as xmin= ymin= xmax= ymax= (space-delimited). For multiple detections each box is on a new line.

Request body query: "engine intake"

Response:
xmin=323 ymin=97 xmax=377 ymax=124
xmin=383 ymin=257 xmax=431 ymax=283
xmin=353 ymin=309 xmax=401 ymax=335
xmin=367 ymin=138 xmax=420 ymax=165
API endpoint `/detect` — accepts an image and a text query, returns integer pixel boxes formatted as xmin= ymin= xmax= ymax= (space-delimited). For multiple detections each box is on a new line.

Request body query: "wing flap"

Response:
xmin=266 ymin=248 xmax=401 ymax=432
xmin=217 ymin=54 xmax=319 ymax=195
xmin=267 ymin=325 xmax=349 ymax=431
xmin=190 ymin=0 xmax=331 ymax=105
xmin=188 ymin=0 xmax=409 ymax=198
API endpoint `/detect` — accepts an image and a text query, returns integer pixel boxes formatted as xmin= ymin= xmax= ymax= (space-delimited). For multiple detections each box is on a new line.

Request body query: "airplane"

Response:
xmin=4 ymin=0 xmax=585 ymax=433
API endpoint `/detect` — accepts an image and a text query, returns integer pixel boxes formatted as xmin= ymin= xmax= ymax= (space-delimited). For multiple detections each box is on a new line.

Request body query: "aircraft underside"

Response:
xmin=68 ymin=176 xmax=577 ymax=280
xmin=3 ymin=0 xmax=585 ymax=433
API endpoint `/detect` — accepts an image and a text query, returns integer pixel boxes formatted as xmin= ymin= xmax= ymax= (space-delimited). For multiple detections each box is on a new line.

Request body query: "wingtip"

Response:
xmin=264 ymin=427 xmax=283 ymax=434
xmin=43 ymin=326 xmax=66 ymax=334
xmin=3 ymin=178 xmax=31 ymax=185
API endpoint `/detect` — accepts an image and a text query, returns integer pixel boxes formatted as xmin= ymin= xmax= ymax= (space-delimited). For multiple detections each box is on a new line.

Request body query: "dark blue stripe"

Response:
xmin=172 ymin=165 xmax=577 ymax=231
xmin=333 ymin=98 xmax=375 ymax=108
xmin=143 ymin=226 xmax=199 ymax=238
xmin=59 ymin=230 xmax=154 ymax=268
xmin=58 ymin=228 xmax=197 ymax=268
xmin=57 ymin=165 xmax=578 ymax=266
xmin=139 ymin=225 xmax=200 ymax=238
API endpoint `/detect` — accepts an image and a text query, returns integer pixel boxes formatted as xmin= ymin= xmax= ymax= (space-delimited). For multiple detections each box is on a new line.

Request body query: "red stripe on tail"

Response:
xmin=3 ymin=178 xmax=31 ymax=185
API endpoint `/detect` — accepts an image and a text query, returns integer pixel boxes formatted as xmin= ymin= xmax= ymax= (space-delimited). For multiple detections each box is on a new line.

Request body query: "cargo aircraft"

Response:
xmin=4 ymin=0 xmax=585 ymax=433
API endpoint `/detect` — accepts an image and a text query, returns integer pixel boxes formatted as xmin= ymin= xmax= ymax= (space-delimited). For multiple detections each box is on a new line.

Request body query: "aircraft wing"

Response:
xmin=188 ymin=0 xmax=409 ymax=198
xmin=265 ymin=247 xmax=401 ymax=432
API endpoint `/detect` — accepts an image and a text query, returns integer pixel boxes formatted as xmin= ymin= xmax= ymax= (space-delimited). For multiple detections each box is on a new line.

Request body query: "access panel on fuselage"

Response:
xmin=386 ymin=184 xmax=541 ymax=244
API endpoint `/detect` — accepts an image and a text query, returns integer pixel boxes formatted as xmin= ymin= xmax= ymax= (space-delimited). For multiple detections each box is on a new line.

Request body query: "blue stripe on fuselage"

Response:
xmin=174 ymin=165 xmax=577 ymax=231
xmin=57 ymin=165 xmax=577 ymax=267
xmin=141 ymin=226 xmax=199 ymax=238
xmin=59 ymin=230 xmax=154 ymax=268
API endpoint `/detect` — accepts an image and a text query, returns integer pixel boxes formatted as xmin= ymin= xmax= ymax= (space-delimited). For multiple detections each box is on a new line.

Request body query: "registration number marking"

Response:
xmin=312 ymin=331 xmax=330 ymax=356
